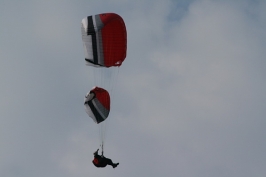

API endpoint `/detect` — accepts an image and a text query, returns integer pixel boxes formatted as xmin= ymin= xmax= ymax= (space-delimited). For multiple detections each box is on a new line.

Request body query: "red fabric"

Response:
xmin=92 ymin=87 xmax=110 ymax=110
xmin=93 ymin=158 xmax=99 ymax=164
xmin=99 ymin=13 xmax=127 ymax=67
xmin=92 ymin=157 xmax=107 ymax=168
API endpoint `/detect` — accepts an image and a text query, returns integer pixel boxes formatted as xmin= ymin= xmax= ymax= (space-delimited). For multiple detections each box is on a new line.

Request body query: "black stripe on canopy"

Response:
xmin=87 ymin=16 xmax=98 ymax=65
xmin=87 ymin=100 xmax=104 ymax=124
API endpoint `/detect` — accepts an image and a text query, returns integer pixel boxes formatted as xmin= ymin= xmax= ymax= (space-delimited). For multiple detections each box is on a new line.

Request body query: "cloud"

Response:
xmin=118 ymin=0 xmax=266 ymax=176
xmin=1 ymin=0 xmax=266 ymax=177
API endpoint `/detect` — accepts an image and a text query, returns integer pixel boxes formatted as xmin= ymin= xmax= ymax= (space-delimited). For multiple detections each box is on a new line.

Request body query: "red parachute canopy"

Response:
xmin=84 ymin=87 xmax=110 ymax=124
xmin=81 ymin=13 xmax=127 ymax=67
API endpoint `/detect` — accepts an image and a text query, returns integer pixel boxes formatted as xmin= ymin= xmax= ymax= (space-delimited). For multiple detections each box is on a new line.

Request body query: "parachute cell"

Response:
xmin=84 ymin=87 xmax=110 ymax=124
xmin=81 ymin=13 xmax=127 ymax=67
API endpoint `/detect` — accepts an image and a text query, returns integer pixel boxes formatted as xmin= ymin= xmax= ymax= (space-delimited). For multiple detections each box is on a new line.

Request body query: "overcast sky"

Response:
xmin=1 ymin=0 xmax=266 ymax=177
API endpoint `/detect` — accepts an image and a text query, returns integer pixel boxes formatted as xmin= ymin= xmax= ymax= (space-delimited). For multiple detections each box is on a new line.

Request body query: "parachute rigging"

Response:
xmin=81 ymin=13 xmax=127 ymax=155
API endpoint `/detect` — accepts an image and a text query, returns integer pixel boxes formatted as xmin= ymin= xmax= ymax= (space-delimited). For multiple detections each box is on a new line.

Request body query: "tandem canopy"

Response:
xmin=81 ymin=13 xmax=127 ymax=67
xmin=84 ymin=87 xmax=110 ymax=124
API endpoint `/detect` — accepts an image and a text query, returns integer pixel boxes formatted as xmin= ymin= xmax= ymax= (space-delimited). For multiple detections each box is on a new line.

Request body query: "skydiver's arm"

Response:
xmin=94 ymin=149 xmax=99 ymax=156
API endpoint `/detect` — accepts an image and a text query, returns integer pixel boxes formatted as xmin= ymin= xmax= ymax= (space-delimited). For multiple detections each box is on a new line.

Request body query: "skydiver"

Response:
xmin=92 ymin=149 xmax=119 ymax=168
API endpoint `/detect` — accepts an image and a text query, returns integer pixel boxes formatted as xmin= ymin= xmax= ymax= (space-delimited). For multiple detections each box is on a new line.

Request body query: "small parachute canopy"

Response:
xmin=81 ymin=13 xmax=127 ymax=67
xmin=84 ymin=87 xmax=110 ymax=124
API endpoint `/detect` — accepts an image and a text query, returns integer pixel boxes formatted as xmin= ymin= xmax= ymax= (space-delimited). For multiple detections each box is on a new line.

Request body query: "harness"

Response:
xmin=93 ymin=156 xmax=107 ymax=168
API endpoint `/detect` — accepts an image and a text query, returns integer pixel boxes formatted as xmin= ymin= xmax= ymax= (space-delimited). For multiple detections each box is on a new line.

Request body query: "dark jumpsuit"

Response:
xmin=92 ymin=150 xmax=118 ymax=168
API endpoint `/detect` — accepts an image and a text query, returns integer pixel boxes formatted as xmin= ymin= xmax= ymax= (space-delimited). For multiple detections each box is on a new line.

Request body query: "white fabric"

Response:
xmin=93 ymin=99 xmax=109 ymax=119
xmin=81 ymin=16 xmax=105 ymax=67
xmin=81 ymin=19 xmax=93 ymax=61
xmin=84 ymin=91 xmax=109 ymax=123
xmin=84 ymin=92 xmax=97 ymax=123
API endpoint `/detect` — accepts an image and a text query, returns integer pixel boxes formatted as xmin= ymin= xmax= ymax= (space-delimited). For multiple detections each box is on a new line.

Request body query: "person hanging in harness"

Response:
xmin=92 ymin=149 xmax=119 ymax=168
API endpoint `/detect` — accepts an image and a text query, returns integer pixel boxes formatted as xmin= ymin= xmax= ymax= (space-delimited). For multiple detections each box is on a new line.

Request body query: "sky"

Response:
xmin=1 ymin=0 xmax=266 ymax=176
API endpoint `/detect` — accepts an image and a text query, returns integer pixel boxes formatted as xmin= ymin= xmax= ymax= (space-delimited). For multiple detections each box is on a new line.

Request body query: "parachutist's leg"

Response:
xmin=105 ymin=158 xmax=114 ymax=165
xmin=105 ymin=158 xmax=119 ymax=168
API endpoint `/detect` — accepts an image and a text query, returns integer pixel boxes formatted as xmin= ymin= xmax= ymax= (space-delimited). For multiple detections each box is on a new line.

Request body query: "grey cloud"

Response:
xmin=1 ymin=0 xmax=266 ymax=177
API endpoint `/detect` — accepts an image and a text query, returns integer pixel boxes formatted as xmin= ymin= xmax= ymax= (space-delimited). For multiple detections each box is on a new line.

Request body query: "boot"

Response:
xmin=113 ymin=163 xmax=119 ymax=168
